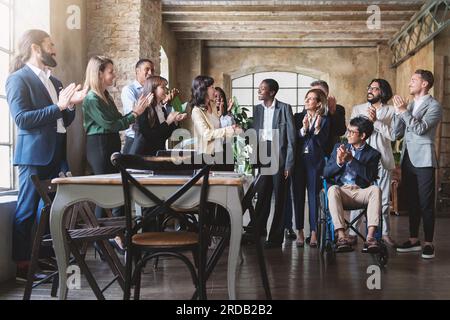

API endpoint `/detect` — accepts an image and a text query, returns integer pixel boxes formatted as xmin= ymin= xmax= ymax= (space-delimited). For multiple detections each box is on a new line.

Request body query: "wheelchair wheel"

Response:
xmin=318 ymin=190 xmax=327 ymax=254
xmin=377 ymin=244 xmax=388 ymax=267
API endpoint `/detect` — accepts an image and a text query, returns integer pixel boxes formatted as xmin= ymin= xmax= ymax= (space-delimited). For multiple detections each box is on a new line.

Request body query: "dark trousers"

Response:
xmin=86 ymin=133 xmax=123 ymax=218
xmin=255 ymin=172 xmax=288 ymax=244
xmin=402 ymin=150 xmax=435 ymax=242
xmin=12 ymin=134 xmax=65 ymax=262
xmin=122 ymin=136 xmax=134 ymax=155
xmin=284 ymin=178 xmax=294 ymax=229
xmin=293 ymin=159 xmax=321 ymax=232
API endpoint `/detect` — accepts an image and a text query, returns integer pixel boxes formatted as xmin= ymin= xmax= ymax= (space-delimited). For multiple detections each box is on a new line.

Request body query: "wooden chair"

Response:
xmin=25 ymin=175 xmax=127 ymax=300
xmin=111 ymin=152 xmax=212 ymax=300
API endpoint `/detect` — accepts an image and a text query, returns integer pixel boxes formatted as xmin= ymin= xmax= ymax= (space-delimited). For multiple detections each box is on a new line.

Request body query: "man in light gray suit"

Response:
xmin=251 ymin=79 xmax=296 ymax=248
xmin=350 ymin=79 xmax=397 ymax=247
xmin=393 ymin=69 xmax=442 ymax=259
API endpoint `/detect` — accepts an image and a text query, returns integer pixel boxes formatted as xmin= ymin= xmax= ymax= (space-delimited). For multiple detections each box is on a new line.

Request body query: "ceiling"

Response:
xmin=162 ymin=0 xmax=427 ymax=47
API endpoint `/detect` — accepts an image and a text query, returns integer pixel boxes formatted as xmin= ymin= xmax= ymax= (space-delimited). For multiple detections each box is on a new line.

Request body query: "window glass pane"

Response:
xmin=0 ymin=3 xmax=10 ymax=50
xmin=0 ymin=98 xmax=10 ymax=143
xmin=231 ymin=89 xmax=253 ymax=106
xmin=277 ymin=89 xmax=297 ymax=106
xmin=298 ymin=88 xmax=310 ymax=106
xmin=0 ymin=145 xmax=11 ymax=189
xmin=0 ymin=51 xmax=10 ymax=96
xmin=232 ymin=75 xmax=252 ymax=88
xmin=299 ymin=75 xmax=318 ymax=88
xmin=254 ymin=72 xmax=297 ymax=88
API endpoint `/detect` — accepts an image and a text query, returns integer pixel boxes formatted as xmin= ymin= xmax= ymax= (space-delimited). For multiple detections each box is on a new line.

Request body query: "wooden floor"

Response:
xmin=1 ymin=215 xmax=450 ymax=300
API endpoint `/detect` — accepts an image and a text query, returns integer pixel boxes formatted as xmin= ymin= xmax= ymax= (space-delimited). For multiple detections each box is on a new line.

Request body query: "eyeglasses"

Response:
xmin=367 ymin=86 xmax=380 ymax=92
xmin=346 ymin=128 xmax=360 ymax=136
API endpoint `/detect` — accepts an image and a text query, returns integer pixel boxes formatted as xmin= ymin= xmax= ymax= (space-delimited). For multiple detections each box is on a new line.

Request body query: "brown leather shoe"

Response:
xmin=347 ymin=235 xmax=358 ymax=246
xmin=336 ymin=238 xmax=353 ymax=252
xmin=366 ymin=237 xmax=380 ymax=254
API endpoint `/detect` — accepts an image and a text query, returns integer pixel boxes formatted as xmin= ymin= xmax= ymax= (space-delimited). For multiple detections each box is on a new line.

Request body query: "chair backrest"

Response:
xmin=111 ymin=152 xmax=212 ymax=248
xmin=30 ymin=175 xmax=56 ymax=207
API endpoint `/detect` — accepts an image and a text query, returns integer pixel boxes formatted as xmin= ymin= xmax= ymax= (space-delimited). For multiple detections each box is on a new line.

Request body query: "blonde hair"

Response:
xmin=305 ymin=88 xmax=328 ymax=116
xmin=84 ymin=56 xmax=114 ymax=102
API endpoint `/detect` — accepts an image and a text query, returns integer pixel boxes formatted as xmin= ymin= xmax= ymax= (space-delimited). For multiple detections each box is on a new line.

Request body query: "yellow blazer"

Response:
xmin=191 ymin=106 xmax=234 ymax=154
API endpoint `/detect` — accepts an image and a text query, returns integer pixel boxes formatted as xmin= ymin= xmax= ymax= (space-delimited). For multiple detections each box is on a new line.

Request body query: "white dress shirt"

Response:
xmin=300 ymin=113 xmax=321 ymax=137
xmin=27 ymin=63 xmax=66 ymax=133
xmin=155 ymin=103 xmax=167 ymax=124
xmin=261 ymin=99 xmax=276 ymax=141
xmin=121 ymin=80 xmax=143 ymax=139
xmin=412 ymin=94 xmax=431 ymax=117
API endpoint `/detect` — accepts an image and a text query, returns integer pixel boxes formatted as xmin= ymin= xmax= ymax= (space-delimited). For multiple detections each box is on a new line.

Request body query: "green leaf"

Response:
xmin=171 ymin=96 xmax=183 ymax=113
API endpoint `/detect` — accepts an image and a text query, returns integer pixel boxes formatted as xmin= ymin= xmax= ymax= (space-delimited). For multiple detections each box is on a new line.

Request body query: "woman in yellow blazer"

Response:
xmin=191 ymin=76 xmax=239 ymax=155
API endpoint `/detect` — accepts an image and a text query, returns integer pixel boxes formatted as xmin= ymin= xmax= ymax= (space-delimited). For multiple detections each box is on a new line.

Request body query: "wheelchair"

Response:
xmin=317 ymin=177 xmax=389 ymax=268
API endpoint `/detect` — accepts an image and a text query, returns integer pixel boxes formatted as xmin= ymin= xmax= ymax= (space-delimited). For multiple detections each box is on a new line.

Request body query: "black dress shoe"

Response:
xmin=284 ymin=228 xmax=297 ymax=241
xmin=264 ymin=241 xmax=282 ymax=249
xmin=38 ymin=258 xmax=58 ymax=271
xmin=16 ymin=267 xmax=51 ymax=283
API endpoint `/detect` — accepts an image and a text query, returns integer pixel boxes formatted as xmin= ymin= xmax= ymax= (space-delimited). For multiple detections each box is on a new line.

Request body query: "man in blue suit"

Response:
xmin=6 ymin=30 xmax=86 ymax=280
xmin=324 ymin=116 xmax=382 ymax=253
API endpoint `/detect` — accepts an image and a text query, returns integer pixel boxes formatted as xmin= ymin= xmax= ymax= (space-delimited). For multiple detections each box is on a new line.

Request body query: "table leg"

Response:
xmin=50 ymin=193 xmax=71 ymax=300
xmin=226 ymin=187 xmax=243 ymax=300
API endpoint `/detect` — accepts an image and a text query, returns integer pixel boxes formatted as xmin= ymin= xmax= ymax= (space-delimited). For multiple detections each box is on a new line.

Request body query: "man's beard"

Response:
xmin=367 ymin=94 xmax=381 ymax=104
xmin=40 ymin=49 xmax=57 ymax=68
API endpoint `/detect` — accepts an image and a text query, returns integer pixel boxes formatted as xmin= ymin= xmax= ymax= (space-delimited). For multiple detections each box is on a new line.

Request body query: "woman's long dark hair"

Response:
xmin=142 ymin=76 xmax=168 ymax=128
xmin=191 ymin=76 xmax=214 ymax=110
xmin=10 ymin=29 xmax=50 ymax=73
xmin=215 ymin=87 xmax=228 ymax=116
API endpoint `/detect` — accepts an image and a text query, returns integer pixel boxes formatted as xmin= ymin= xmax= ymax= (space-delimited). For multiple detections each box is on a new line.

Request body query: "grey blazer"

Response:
xmin=392 ymin=95 xmax=442 ymax=168
xmin=351 ymin=103 xmax=396 ymax=170
xmin=252 ymin=100 xmax=296 ymax=174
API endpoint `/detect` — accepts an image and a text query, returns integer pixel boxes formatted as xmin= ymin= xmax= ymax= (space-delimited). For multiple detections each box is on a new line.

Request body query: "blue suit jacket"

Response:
xmin=294 ymin=111 xmax=330 ymax=170
xmin=6 ymin=65 xmax=76 ymax=166
xmin=323 ymin=143 xmax=381 ymax=189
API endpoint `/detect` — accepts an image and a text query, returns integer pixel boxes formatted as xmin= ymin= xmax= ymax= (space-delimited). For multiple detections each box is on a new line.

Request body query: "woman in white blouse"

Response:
xmin=191 ymin=76 xmax=240 ymax=155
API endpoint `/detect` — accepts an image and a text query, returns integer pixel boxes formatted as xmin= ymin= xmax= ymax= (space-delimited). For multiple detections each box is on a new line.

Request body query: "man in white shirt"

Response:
xmin=250 ymin=79 xmax=296 ymax=248
xmin=393 ymin=70 xmax=442 ymax=259
xmin=121 ymin=59 xmax=155 ymax=154
xmin=349 ymin=79 xmax=397 ymax=247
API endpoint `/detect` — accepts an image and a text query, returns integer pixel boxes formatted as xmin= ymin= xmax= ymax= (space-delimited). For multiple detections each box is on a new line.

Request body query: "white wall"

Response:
xmin=14 ymin=0 xmax=50 ymax=38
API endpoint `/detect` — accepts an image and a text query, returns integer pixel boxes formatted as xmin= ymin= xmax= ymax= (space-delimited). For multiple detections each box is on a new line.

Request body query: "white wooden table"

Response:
xmin=50 ymin=173 xmax=247 ymax=300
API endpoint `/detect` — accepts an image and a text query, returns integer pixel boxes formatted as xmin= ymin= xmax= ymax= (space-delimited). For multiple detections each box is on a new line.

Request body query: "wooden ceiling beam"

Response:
xmin=162 ymin=4 xmax=423 ymax=13
xmin=163 ymin=11 xmax=418 ymax=22
xmin=175 ymin=31 xmax=393 ymax=41
xmin=204 ymin=40 xmax=382 ymax=47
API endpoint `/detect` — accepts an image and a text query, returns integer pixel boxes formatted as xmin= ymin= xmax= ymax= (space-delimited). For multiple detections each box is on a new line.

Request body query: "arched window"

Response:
xmin=0 ymin=0 xmax=14 ymax=190
xmin=160 ymin=46 xmax=169 ymax=86
xmin=231 ymin=71 xmax=319 ymax=118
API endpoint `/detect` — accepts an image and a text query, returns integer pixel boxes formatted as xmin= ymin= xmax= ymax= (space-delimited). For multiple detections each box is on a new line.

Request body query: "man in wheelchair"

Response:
xmin=323 ymin=116 xmax=382 ymax=253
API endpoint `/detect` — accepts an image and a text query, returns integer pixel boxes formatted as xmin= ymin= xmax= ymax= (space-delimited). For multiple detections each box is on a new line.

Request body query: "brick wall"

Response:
xmin=87 ymin=0 xmax=161 ymax=110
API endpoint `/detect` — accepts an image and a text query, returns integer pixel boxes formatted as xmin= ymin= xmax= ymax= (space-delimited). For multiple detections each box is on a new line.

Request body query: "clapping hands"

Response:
xmin=393 ymin=95 xmax=408 ymax=114
xmin=337 ymin=144 xmax=353 ymax=166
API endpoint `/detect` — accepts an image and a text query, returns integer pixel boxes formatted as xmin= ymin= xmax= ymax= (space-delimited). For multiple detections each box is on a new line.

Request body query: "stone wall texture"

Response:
xmin=87 ymin=0 xmax=161 ymax=110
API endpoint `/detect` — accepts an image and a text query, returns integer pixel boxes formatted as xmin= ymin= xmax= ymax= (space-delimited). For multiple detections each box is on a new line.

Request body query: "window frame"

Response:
xmin=0 ymin=0 xmax=15 ymax=192
xmin=231 ymin=71 xmax=319 ymax=118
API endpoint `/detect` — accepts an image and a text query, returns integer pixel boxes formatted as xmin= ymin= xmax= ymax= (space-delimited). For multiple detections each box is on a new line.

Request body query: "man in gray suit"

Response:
xmin=393 ymin=69 xmax=442 ymax=259
xmin=251 ymin=79 xmax=296 ymax=247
